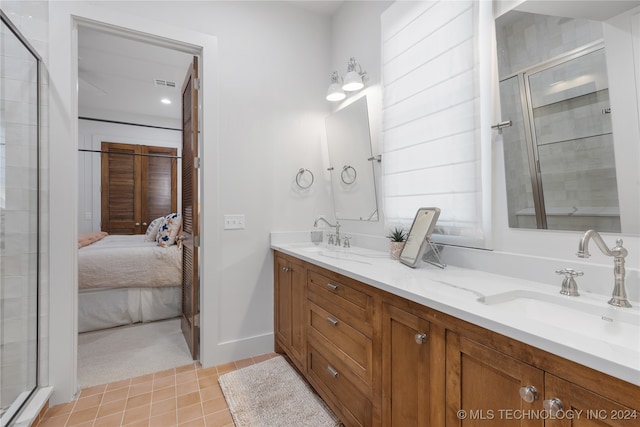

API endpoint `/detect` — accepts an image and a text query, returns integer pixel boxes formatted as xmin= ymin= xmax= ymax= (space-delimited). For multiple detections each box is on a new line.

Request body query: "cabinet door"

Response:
xmin=273 ymin=254 xmax=305 ymax=370
xmin=446 ymin=332 xmax=544 ymax=426
xmin=289 ymin=257 xmax=305 ymax=367
xmin=545 ymin=374 xmax=639 ymax=427
xmin=382 ymin=303 xmax=431 ymax=427
xmin=274 ymin=255 xmax=292 ymax=348
xmin=101 ymin=142 xmax=177 ymax=234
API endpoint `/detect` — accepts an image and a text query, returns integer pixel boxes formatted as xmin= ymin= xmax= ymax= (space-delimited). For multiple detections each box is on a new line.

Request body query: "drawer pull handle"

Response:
xmin=327 ymin=365 xmax=339 ymax=378
xmin=282 ymin=267 xmax=291 ymax=272
xmin=415 ymin=333 xmax=427 ymax=344
xmin=327 ymin=283 xmax=339 ymax=291
xmin=326 ymin=316 xmax=339 ymax=327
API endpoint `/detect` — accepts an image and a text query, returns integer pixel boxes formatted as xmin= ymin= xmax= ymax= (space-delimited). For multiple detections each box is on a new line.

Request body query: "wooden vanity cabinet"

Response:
xmin=444 ymin=323 xmax=640 ymax=427
xmin=272 ymin=251 xmax=640 ymax=427
xmin=544 ymin=374 xmax=639 ymax=427
xmin=445 ymin=331 xmax=545 ymax=426
xmin=273 ymin=252 xmax=306 ymax=371
xmin=381 ymin=302 xmax=437 ymax=426
xmin=305 ymin=266 xmax=378 ymax=427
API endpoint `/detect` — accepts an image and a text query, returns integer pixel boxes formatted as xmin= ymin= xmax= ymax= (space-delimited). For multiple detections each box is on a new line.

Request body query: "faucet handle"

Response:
xmin=327 ymin=233 xmax=335 ymax=245
xmin=343 ymin=235 xmax=351 ymax=248
xmin=555 ymin=268 xmax=583 ymax=297
xmin=555 ymin=268 xmax=583 ymax=278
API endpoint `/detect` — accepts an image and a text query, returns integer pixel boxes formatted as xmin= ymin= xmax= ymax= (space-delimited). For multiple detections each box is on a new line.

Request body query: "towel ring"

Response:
xmin=341 ymin=165 xmax=357 ymax=185
xmin=295 ymin=168 xmax=314 ymax=189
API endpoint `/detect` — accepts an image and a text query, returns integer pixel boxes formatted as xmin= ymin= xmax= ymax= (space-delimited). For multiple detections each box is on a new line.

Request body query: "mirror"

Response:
xmin=325 ymin=96 xmax=378 ymax=221
xmin=495 ymin=3 xmax=639 ymax=234
xmin=400 ymin=208 xmax=441 ymax=268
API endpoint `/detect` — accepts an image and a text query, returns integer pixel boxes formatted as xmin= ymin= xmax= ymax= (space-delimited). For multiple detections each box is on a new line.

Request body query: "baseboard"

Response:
xmin=201 ymin=332 xmax=275 ymax=368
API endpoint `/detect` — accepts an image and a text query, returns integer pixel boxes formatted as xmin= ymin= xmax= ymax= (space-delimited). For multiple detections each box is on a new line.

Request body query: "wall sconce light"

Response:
xmin=343 ymin=57 xmax=367 ymax=91
xmin=326 ymin=71 xmax=346 ymax=102
xmin=326 ymin=57 xmax=368 ymax=102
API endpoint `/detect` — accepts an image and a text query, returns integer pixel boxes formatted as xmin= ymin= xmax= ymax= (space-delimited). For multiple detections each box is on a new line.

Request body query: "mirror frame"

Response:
xmin=400 ymin=207 xmax=441 ymax=268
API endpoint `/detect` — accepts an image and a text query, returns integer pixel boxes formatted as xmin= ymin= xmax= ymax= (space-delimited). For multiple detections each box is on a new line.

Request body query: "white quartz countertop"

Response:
xmin=271 ymin=242 xmax=640 ymax=386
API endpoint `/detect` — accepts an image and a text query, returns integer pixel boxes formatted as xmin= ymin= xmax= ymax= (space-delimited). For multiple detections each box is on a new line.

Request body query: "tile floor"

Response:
xmin=35 ymin=353 xmax=279 ymax=427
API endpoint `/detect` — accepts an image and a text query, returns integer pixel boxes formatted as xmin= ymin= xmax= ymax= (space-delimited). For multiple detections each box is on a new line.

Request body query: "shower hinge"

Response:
xmin=194 ymin=313 xmax=200 ymax=327
xmin=194 ymin=78 xmax=201 ymax=91
xmin=194 ymin=236 xmax=201 ymax=247
xmin=194 ymin=157 xmax=201 ymax=168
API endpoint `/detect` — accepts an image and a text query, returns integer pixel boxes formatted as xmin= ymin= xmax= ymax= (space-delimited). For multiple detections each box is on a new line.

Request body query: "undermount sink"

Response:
xmin=477 ymin=290 xmax=640 ymax=351
xmin=298 ymin=245 xmax=387 ymax=261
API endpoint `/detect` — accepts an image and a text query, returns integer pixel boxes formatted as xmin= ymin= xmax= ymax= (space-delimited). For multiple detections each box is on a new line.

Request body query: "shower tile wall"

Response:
xmin=0 ymin=0 xmax=49 ymax=417
xmin=496 ymin=11 xmax=620 ymax=231
xmin=496 ymin=11 xmax=604 ymax=78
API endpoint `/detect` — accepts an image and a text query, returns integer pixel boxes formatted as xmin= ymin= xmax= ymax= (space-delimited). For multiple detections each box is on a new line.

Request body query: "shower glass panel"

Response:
xmin=499 ymin=76 xmax=537 ymax=229
xmin=527 ymin=48 xmax=620 ymax=231
xmin=0 ymin=11 xmax=40 ymax=426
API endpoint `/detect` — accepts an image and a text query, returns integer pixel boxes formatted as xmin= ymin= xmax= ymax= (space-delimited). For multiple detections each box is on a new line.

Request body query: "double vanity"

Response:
xmin=271 ymin=239 xmax=640 ymax=426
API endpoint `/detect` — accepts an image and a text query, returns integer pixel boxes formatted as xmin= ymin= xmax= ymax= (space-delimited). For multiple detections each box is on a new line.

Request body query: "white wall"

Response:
xmin=48 ymin=0 xmax=332 ymax=404
xmin=77 ymin=119 xmax=182 ymax=233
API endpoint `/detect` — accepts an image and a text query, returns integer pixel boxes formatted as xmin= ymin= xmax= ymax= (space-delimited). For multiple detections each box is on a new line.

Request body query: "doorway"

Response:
xmin=76 ymin=22 xmax=201 ymax=388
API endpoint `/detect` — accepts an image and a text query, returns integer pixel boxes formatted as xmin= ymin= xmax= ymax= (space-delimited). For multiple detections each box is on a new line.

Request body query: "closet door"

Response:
xmin=101 ymin=142 xmax=178 ymax=234
xmin=141 ymin=145 xmax=178 ymax=225
xmin=181 ymin=56 xmax=200 ymax=360
xmin=101 ymin=142 xmax=142 ymax=234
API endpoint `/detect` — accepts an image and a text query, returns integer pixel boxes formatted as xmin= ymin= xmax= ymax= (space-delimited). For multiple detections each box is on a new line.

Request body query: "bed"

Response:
xmin=78 ymin=232 xmax=183 ymax=333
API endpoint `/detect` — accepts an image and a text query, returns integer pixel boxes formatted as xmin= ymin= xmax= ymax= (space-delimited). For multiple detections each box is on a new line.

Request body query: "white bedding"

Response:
xmin=78 ymin=234 xmax=182 ymax=290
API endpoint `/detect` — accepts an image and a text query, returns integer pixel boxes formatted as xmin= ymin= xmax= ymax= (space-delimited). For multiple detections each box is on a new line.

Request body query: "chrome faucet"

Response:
xmin=313 ymin=216 xmax=341 ymax=246
xmin=576 ymin=230 xmax=631 ymax=308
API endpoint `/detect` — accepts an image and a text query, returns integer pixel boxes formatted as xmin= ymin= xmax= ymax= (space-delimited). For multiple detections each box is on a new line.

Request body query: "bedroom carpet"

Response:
xmin=78 ymin=318 xmax=193 ymax=388
xmin=218 ymin=355 xmax=341 ymax=427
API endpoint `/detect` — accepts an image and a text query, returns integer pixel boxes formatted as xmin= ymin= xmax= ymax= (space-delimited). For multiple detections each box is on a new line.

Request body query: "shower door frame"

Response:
xmin=0 ymin=9 xmax=41 ymax=427
xmin=502 ymin=40 xmax=607 ymax=229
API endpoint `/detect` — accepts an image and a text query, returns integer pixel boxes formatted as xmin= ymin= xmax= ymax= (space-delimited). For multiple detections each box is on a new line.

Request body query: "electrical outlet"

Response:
xmin=223 ymin=214 xmax=245 ymax=230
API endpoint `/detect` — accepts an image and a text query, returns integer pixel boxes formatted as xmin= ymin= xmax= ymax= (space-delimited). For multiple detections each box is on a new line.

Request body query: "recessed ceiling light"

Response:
xmin=161 ymin=98 xmax=172 ymax=105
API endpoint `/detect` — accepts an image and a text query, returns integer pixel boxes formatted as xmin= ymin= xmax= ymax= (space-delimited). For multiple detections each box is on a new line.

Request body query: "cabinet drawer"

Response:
xmin=307 ymin=270 xmax=372 ymax=336
xmin=308 ymin=302 xmax=372 ymax=386
xmin=308 ymin=344 xmax=372 ymax=427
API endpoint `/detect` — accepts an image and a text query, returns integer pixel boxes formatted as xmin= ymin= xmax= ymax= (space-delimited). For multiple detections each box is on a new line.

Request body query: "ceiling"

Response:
xmin=77 ymin=1 xmax=345 ymax=126
xmin=288 ymin=0 xmax=345 ymax=16
xmin=78 ymin=26 xmax=195 ymax=124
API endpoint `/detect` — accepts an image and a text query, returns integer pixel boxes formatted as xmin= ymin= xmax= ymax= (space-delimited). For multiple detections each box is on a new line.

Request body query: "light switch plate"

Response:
xmin=223 ymin=214 xmax=245 ymax=230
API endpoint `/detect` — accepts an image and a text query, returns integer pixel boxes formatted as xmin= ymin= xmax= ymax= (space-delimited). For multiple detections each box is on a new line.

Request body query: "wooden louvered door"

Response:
xmin=181 ymin=56 xmax=199 ymax=360
xmin=101 ymin=142 xmax=142 ymax=234
xmin=141 ymin=145 xmax=178 ymax=223
xmin=101 ymin=142 xmax=177 ymax=234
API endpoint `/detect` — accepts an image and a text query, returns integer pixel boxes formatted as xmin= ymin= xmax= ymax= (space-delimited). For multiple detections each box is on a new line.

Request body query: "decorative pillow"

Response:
xmin=144 ymin=217 xmax=165 ymax=242
xmin=157 ymin=213 xmax=182 ymax=247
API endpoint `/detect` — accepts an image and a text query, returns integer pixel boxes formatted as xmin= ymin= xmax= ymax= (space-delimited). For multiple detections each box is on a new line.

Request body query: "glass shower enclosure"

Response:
xmin=499 ymin=44 xmax=620 ymax=231
xmin=0 ymin=10 xmax=41 ymax=426
xmin=495 ymin=8 xmax=622 ymax=233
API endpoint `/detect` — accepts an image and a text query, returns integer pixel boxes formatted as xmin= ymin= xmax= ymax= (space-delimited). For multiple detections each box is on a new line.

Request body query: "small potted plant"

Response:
xmin=386 ymin=227 xmax=407 ymax=260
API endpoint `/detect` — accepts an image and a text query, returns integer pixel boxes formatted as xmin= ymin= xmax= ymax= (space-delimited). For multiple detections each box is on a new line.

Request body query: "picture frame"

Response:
xmin=399 ymin=207 xmax=441 ymax=268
